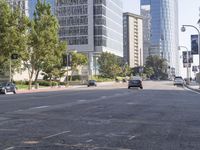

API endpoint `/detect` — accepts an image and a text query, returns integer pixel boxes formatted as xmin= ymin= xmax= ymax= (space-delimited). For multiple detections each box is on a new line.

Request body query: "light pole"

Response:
xmin=178 ymin=46 xmax=190 ymax=84
xmin=181 ymin=25 xmax=200 ymax=87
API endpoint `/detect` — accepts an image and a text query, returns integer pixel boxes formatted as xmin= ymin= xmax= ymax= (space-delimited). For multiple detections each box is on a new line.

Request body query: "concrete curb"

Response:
xmin=185 ymin=84 xmax=200 ymax=93
xmin=16 ymin=82 xmax=117 ymax=94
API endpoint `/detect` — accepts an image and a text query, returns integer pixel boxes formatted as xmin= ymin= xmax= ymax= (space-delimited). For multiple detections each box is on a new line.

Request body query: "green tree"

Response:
xmin=22 ymin=0 xmax=66 ymax=89
xmin=69 ymin=52 xmax=88 ymax=81
xmin=0 ymin=0 xmax=29 ymax=78
xmin=144 ymin=66 xmax=154 ymax=78
xmin=145 ymin=55 xmax=168 ymax=79
xmin=98 ymin=52 xmax=122 ymax=78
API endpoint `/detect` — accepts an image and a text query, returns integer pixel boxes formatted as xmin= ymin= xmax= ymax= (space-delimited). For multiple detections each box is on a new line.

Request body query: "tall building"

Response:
xmin=29 ymin=0 xmax=55 ymax=19
xmin=7 ymin=0 xmax=28 ymax=16
xmin=56 ymin=0 xmax=123 ymax=75
xmin=141 ymin=5 xmax=151 ymax=64
xmin=141 ymin=0 xmax=179 ymax=75
xmin=123 ymin=12 xmax=143 ymax=68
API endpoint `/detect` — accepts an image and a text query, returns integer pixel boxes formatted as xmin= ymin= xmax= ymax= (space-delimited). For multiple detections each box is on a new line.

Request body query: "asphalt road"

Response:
xmin=0 ymin=81 xmax=200 ymax=150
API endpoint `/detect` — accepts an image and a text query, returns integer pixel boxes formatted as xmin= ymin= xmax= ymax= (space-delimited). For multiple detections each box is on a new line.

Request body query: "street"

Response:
xmin=0 ymin=81 xmax=200 ymax=150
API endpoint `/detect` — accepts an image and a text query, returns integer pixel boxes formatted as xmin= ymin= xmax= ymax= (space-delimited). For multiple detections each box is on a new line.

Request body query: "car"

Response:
xmin=174 ymin=76 xmax=183 ymax=80
xmin=0 ymin=82 xmax=17 ymax=94
xmin=87 ymin=80 xmax=97 ymax=87
xmin=173 ymin=78 xmax=185 ymax=86
xmin=128 ymin=78 xmax=143 ymax=89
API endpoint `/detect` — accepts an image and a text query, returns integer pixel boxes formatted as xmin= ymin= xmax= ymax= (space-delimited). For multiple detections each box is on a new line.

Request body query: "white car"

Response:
xmin=173 ymin=78 xmax=185 ymax=86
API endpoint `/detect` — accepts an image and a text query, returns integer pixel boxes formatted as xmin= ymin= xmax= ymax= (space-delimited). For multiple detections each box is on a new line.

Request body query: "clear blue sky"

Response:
xmin=123 ymin=0 xmax=200 ymax=77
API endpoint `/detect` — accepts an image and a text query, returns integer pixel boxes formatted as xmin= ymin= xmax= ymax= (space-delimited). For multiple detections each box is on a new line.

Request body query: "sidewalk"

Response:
xmin=186 ymin=81 xmax=200 ymax=92
xmin=16 ymin=86 xmax=72 ymax=94
xmin=16 ymin=81 xmax=117 ymax=94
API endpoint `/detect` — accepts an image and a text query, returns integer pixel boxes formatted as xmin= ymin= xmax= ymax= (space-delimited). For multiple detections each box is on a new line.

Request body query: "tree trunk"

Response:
xmin=70 ymin=70 xmax=74 ymax=82
xmin=28 ymin=71 xmax=34 ymax=90
xmin=34 ymin=70 xmax=40 ymax=83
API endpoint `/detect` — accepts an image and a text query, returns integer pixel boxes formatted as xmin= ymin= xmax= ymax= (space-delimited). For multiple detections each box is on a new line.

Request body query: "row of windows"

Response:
xmin=57 ymin=0 xmax=87 ymax=6
xmin=94 ymin=16 xmax=106 ymax=25
xmin=94 ymin=0 xmax=106 ymax=5
xmin=59 ymin=16 xmax=88 ymax=26
xmin=94 ymin=36 xmax=107 ymax=46
xmin=59 ymin=26 xmax=88 ymax=36
xmin=57 ymin=5 xmax=88 ymax=16
xmin=94 ymin=6 xmax=106 ymax=15
xmin=94 ymin=26 xmax=107 ymax=36
xmin=61 ymin=36 xmax=88 ymax=45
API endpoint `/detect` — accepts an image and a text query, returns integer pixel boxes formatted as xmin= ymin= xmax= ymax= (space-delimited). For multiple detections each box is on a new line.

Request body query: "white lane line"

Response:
xmin=4 ymin=147 xmax=15 ymax=150
xmin=129 ymin=135 xmax=136 ymax=140
xmin=85 ymin=139 xmax=93 ymax=143
xmin=43 ymin=131 xmax=71 ymax=139
xmin=29 ymin=106 xmax=49 ymax=110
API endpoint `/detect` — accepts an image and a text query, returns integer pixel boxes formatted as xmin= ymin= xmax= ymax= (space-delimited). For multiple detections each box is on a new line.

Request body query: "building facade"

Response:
xmin=56 ymin=0 xmax=123 ymax=75
xmin=141 ymin=0 xmax=179 ymax=75
xmin=123 ymin=13 xmax=143 ymax=68
xmin=141 ymin=5 xmax=151 ymax=64
xmin=7 ymin=0 xmax=28 ymax=16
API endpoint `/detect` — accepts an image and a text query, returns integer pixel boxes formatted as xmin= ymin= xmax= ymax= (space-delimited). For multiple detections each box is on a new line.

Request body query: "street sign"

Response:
xmin=183 ymin=63 xmax=191 ymax=68
xmin=182 ymin=51 xmax=187 ymax=63
xmin=192 ymin=66 xmax=198 ymax=72
xmin=191 ymin=35 xmax=199 ymax=55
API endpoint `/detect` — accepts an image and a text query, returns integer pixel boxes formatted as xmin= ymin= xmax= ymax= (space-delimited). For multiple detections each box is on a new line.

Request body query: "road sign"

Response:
xmin=182 ymin=51 xmax=187 ymax=63
xmin=192 ymin=66 xmax=198 ymax=72
xmin=191 ymin=35 xmax=199 ymax=55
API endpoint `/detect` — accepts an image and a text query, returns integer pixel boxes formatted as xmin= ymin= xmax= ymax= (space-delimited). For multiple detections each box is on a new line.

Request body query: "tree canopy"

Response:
xmin=145 ymin=55 xmax=168 ymax=79
xmin=98 ymin=52 xmax=124 ymax=78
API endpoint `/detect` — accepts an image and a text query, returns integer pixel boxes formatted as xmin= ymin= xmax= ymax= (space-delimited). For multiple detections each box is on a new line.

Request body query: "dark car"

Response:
xmin=0 ymin=82 xmax=17 ymax=94
xmin=87 ymin=80 xmax=97 ymax=87
xmin=128 ymin=79 xmax=143 ymax=89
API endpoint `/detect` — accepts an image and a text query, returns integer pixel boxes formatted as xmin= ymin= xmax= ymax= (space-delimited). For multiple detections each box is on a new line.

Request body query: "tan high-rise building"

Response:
xmin=123 ymin=12 xmax=143 ymax=68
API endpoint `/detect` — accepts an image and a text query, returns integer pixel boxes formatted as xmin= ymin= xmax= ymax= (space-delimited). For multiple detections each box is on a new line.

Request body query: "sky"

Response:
xmin=123 ymin=0 xmax=200 ymax=78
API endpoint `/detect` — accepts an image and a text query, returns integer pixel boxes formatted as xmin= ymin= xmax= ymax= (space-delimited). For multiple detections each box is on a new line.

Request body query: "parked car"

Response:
xmin=87 ymin=80 xmax=97 ymax=87
xmin=128 ymin=77 xmax=143 ymax=89
xmin=173 ymin=78 xmax=185 ymax=86
xmin=0 ymin=82 xmax=17 ymax=94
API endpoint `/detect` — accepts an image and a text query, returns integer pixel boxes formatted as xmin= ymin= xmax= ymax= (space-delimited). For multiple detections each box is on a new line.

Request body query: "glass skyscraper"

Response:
xmin=141 ymin=0 xmax=179 ymax=75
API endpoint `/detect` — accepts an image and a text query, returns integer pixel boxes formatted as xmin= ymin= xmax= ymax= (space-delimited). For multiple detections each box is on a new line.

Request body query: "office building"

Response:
xmin=123 ymin=12 xmax=143 ymax=68
xmin=141 ymin=0 xmax=179 ymax=75
xmin=56 ymin=0 xmax=123 ymax=75
xmin=7 ymin=0 xmax=28 ymax=16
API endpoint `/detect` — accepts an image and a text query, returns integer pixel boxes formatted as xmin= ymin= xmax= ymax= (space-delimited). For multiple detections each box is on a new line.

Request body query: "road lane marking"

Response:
xmin=23 ymin=140 xmax=39 ymax=144
xmin=43 ymin=130 xmax=71 ymax=139
xmin=85 ymin=139 xmax=93 ymax=143
xmin=4 ymin=147 xmax=15 ymax=150
xmin=29 ymin=106 xmax=49 ymax=110
xmin=129 ymin=135 xmax=136 ymax=140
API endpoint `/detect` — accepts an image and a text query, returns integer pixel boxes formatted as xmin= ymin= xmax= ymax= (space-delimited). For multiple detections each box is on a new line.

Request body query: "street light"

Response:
xmin=181 ymin=25 xmax=200 ymax=88
xmin=178 ymin=46 xmax=190 ymax=84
